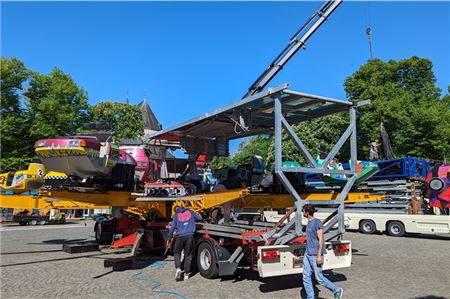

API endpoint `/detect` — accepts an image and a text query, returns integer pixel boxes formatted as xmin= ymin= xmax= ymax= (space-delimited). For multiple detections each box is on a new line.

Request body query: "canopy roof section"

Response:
xmin=143 ymin=84 xmax=352 ymax=156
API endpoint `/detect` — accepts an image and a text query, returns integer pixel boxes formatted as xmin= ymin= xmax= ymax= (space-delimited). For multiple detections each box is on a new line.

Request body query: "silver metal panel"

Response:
xmin=197 ymin=230 xmax=242 ymax=239
xmin=234 ymin=220 xmax=275 ymax=228
xmin=324 ymin=230 xmax=341 ymax=241
xmin=323 ymin=215 xmax=339 ymax=233
xmin=273 ymin=217 xmax=296 ymax=240
xmin=200 ymin=223 xmax=247 ymax=234
xmin=274 ymin=232 xmax=298 ymax=245
xmin=143 ymin=86 xmax=351 ymax=148
xmin=228 ymin=246 xmax=243 ymax=263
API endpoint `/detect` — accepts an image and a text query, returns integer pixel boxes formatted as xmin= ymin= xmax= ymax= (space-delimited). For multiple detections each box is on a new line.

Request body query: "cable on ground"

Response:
xmin=131 ymin=260 xmax=190 ymax=299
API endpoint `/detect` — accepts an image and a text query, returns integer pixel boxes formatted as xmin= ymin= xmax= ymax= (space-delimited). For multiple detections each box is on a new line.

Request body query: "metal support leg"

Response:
xmin=295 ymin=200 xmax=302 ymax=236
xmin=274 ymin=97 xmax=282 ymax=174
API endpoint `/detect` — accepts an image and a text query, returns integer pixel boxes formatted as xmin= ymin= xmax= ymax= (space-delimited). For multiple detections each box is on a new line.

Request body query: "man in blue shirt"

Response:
xmin=167 ymin=206 xmax=203 ymax=281
xmin=302 ymin=204 xmax=343 ymax=299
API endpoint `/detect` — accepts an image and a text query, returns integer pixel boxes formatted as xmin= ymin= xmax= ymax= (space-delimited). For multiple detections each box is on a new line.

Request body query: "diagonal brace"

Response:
xmin=321 ymin=123 xmax=355 ymax=168
xmin=281 ymin=116 xmax=317 ymax=167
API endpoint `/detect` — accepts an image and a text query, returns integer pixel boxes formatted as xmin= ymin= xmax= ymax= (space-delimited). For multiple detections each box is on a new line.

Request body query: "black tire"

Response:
xmin=197 ymin=242 xmax=219 ymax=279
xmin=95 ymin=221 xmax=114 ymax=245
xmin=387 ymin=221 xmax=405 ymax=237
xmin=359 ymin=219 xmax=376 ymax=234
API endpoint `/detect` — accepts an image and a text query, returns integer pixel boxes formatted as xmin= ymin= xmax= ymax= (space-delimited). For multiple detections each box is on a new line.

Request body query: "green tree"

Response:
xmin=232 ymin=136 xmax=272 ymax=166
xmin=0 ymin=58 xmax=31 ymax=170
xmin=25 ymin=68 xmax=90 ymax=141
xmin=209 ymin=136 xmax=272 ymax=170
xmin=344 ymin=56 xmax=450 ymax=160
xmin=90 ymin=102 xmax=144 ymax=142
xmin=210 ymin=156 xmax=232 ymax=170
xmin=1 ymin=58 xmax=91 ymax=171
xmin=265 ymin=114 xmax=349 ymax=169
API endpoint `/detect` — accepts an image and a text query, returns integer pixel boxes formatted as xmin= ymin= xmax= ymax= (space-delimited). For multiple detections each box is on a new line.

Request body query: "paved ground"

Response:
xmin=1 ymin=221 xmax=449 ymax=299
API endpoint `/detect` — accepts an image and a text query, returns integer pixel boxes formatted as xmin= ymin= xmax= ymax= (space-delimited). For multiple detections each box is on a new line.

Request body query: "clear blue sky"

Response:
xmin=2 ymin=1 xmax=449 ymax=132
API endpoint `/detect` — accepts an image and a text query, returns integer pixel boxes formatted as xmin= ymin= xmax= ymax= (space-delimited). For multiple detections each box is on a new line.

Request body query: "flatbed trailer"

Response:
xmin=191 ymin=221 xmax=351 ymax=278
xmin=11 ymin=214 xmax=66 ymax=226
xmin=123 ymin=218 xmax=351 ymax=278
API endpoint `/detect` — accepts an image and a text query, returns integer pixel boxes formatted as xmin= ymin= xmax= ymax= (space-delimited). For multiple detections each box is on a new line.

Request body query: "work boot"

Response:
xmin=175 ymin=268 xmax=182 ymax=281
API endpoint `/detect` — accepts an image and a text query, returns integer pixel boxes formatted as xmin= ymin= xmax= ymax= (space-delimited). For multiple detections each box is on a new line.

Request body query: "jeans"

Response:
xmin=173 ymin=235 xmax=194 ymax=273
xmin=303 ymin=253 xmax=339 ymax=299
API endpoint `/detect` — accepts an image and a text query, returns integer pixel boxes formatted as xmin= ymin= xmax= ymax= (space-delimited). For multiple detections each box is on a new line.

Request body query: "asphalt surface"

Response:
xmin=0 ymin=221 xmax=449 ymax=299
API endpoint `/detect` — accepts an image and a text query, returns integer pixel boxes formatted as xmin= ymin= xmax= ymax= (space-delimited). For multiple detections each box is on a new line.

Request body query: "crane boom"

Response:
xmin=242 ymin=0 xmax=342 ymax=99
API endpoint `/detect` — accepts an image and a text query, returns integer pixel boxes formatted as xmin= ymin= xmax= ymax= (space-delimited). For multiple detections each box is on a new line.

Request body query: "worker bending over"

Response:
xmin=167 ymin=206 xmax=203 ymax=281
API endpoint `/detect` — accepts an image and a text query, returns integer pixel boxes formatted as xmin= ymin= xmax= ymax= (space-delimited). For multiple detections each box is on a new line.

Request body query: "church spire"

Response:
xmin=137 ymin=94 xmax=162 ymax=134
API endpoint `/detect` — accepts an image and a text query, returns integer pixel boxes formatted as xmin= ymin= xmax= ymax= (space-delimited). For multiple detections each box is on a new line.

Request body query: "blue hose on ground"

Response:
xmin=131 ymin=260 xmax=190 ymax=299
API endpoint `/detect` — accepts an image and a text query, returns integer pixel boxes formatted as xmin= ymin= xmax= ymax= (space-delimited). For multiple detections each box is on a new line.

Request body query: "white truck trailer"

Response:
xmin=313 ymin=210 xmax=450 ymax=237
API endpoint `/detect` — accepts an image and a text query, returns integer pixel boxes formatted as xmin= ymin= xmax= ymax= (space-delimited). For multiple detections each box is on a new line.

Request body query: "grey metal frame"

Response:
xmin=271 ymin=95 xmax=358 ymax=244
xmin=141 ymin=84 xmax=361 ymax=245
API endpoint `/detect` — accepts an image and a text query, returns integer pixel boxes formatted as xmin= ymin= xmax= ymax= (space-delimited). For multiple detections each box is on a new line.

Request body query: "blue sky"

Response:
xmin=2 ymin=1 xmax=449 ymax=133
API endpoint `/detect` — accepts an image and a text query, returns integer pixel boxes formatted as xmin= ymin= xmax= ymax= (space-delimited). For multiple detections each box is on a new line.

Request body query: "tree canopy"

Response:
xmin=25 ymin=68 xmax=90 ymax=141
xmin=90 ymin=102 xmax=144 ymax=142
xmin=344 ymin=56 xmax=449 ymax=160
xmin=1 ymin=58 xmax=31 ymax=170
xmin=210 ymin=136 xmax=272 ymax=170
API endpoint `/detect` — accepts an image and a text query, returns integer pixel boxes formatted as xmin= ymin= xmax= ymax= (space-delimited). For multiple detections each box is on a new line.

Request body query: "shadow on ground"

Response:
xmin=27 ymin=238 xmax=88 ymax=245
xmin=0 ymin=249 xmax=62 ymax=255
xmin=0 ymin=247 xmax=129 ymax=268
xmin=214 ymin=266 xmax=347 ymax=296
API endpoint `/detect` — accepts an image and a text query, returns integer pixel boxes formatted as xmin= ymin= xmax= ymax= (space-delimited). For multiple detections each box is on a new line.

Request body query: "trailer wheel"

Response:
xmin=197 ymin=242 xmax=219 ymax=279
xmin=387 ymin=221 xmax=405 ymax=237
xmin=39 ymin=220 xmax=47 ymax=225
xmin=95 ymin=221 xmax=114 ymax=245
xmin=30 ymin=220 xmax=37 ymax=226
xmin=19 ymin=221 xmax=26 ymax=226
xmin=359 ymin=219 xmax=376 ymax=234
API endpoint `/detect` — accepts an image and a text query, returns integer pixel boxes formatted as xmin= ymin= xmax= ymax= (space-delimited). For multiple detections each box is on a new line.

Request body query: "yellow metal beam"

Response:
xmin=0 ymin=194 xmax=110 ymax=210
xmin=46 ymin=190 xmax=132 ymax=206
xmin=171 ymin=189 xmax=246 ymax=214
xmin=0 ymin=194 xmax=48 ymax=209
xmin=170 ymin=190 xmax=384 ymax=214
xmin=236 ymin=192 xmax=384 ymax=209
xmin=0 ymin=189 xmax=383 ymax=215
